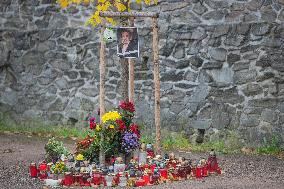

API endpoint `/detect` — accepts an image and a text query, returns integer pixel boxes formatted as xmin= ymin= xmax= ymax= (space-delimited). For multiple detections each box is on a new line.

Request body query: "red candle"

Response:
xmin=143 ymin=175 xmax=150 ymax=185
xmin=159 ymin=168 xmax=168 ymax=179
xmin=92 ymin=173 xmax=102 ymax=185
xmin=29 ymin=163 xmax=38 ymax=178
xmin=39 ymin=162 xmax=47 ymax=171
xmin=202 ymin=166 xmax=208 ymax=177
xmin=74 ymin=174 xmax=83 ymax=185
xmin=63 ymin=172 xmax=74 ymax=186
xmin=150 ymin=164 xmax=156 ymax=173
xmin=144 ymin=164 xmax=149 ymax=169
xmin=136 ymin=179 xmax=145 ymax=187
xmin=196 ymin=167 xmax=202 ymax=179
xmin=216 ymin=168 xmax=222 ymax=174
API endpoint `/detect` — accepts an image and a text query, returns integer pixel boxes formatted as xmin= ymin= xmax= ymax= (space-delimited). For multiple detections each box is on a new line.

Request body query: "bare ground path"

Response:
xmin=0 ymin=133 xmax=283 ymax=189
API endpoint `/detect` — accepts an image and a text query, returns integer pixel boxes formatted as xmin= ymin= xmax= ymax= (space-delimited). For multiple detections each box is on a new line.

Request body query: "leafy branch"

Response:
xmin=57 ymin=0 xmax=158 ymax=26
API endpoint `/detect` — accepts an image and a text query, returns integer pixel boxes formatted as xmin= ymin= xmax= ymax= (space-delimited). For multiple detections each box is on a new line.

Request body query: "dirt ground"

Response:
xmin=0 ymin=133 xmax=284 ymax=189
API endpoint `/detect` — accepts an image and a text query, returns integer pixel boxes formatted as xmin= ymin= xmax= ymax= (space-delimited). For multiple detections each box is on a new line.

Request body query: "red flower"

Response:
xmin=119 ymin=101 xmax=135 ymax=113
xmin=116 ymin=119 xmax=126 ymax=131
xmin=130 ymin=123 xmax=140 ymax=138
xmin=89 ymin=117 xmax=96 ymax=130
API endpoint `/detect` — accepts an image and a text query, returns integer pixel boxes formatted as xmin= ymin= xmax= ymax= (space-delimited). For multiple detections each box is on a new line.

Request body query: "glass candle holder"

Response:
xmin=139 ymin=152 xmax=147 ymax=165
xmin=150 ymin=164 xmax=156 ymax=173
xmin=119 ymin=176 xmax=127 ymax=187
xmin=202 ymin=165 xmax=208 ymax=177
xmin=196 ymin=167 xmax=202 ymax=179
xmin=63 ymin=172 xmax=74 ymax=186
xmin=136 ymin=179 xmax=145 ymax=187
xmin=105 ymin=175 xmax=114 ymax=186
xmin=29 ymin=163 xmax=38 ymax=178
xmin=143 ymin=174 xmax=150 ymax=185
xmin=92 ymin=173 xmax=102 ymax=185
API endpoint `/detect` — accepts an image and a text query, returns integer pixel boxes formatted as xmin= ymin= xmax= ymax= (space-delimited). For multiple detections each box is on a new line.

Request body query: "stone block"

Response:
xmin=203 ymin=61 xmax=223 ymax=69
xmin=161 ymin=70 xmax=184 ymax=82
xmin=212 ymin=25 xmax=230 ymax=37
xmin=233 ymin=69 xmax=257 ymax=84
xmin=261 ymin=109 xmax=278 ymax=123
xmin=205 ymin=0 xmax=229 ymax=9
xmin=227 ymin=53 xmax=241 ymax=65
xmin=192 ymin=2 xmax=208 ymax=15
xmin=248 ymin=98 xmax=279 ymax=108
xmin=242 ymin=83 xmax=263 ymax=96
xmin=173 ymin=43 xmax=185 ymax=59
xmin=251 ymin=23 xmax=271 ymax=36
xmin=191 ymin=120 xmax=211 ymax=130
xmin=202 ymin=10 xmax=228 ymax=20
xmin=240 ymin=113 xmax=260 ymax=127
xmin=209 ymin=87 xmax=244 ymax=104
xmin=209 ymin=48 xmax=227 ymax=62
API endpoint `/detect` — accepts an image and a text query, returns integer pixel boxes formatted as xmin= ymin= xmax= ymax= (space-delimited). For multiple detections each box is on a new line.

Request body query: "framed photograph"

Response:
xmin=117 ymin=27 xmax=139 ymax=59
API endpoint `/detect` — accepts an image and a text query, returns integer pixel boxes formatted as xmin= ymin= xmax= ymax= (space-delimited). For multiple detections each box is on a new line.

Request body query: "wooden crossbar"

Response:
xmin=99 ymin=11 xmax=159 ymax=18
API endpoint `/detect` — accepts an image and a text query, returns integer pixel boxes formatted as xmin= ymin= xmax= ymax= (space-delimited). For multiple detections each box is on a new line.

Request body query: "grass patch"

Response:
xmin=1 ymin=120 xmax=283 ymax=156
xmin=256 ymin=136 xmax=284 ymax=155
xmin=0 ymin=119 xmax=89 ymax=139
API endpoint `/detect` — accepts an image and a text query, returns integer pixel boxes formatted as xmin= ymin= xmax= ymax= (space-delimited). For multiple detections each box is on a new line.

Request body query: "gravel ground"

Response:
xmin=0 ymin=133 xmax=284 ymax=189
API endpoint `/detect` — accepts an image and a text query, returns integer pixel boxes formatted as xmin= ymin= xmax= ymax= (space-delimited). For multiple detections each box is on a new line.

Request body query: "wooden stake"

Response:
xmin=99 ymin=11 xmax=159 ymax=18
xmin=99 ymin=25 xmax=106 ymax=165
xmin=129 ymin=17 xmax=135 ymax=102
xmin=152 ymin=17 xmax=161 ymax=155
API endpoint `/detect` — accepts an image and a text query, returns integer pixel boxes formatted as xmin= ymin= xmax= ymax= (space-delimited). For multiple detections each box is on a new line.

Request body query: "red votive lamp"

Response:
xmin=143 ymin=175 xmax=150 ymax=185
xmin=159 ymin=168 xmax=168 ymax=180
xmin=74 ymin=174 xmax=83 ymax=185
xmin=38 ymin=161 xmax=47 ymax=180
xmin=136 ymin=179 xmax=145 ymax=187
xmin=150 ymin=164 xmax=156 ymax=173
xmin=63 ymin=172 xmax=74 ymax=186
xmin=216 ymin=167 xmax=222 ymax=174
xmin=39 ymin=162 xmax=47 ymax=171
xmin=92 ymin=173 xmax=102 ymax=185
xmin=202 ymin=165 xmax=208 ymax=177
xmin=29 ymin=163 xmax=38 ymax=178
xmin=196 ymin=167 xmax=202 ymax=179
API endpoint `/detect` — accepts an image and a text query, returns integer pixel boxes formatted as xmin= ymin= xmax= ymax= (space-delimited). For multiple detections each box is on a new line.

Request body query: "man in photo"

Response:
xmin=117 ymin=27 xmax=139 ymax=58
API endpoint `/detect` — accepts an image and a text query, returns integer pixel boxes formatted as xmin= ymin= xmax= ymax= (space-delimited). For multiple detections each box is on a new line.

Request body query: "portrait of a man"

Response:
xmin=117 ymin=27 xmax=139 ymax=58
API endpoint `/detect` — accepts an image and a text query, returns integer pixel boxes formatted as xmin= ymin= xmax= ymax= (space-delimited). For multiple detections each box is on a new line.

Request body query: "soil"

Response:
xmin=0 ymin=133 xmax=283 ymax=189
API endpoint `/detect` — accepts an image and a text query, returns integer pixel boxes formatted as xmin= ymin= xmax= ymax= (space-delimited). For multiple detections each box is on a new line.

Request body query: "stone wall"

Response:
xmin=0 ymin=0 xmax=284 ymax=145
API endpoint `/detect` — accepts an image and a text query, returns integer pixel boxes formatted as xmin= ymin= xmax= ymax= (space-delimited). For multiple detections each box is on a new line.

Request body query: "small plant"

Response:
xmin=51 ymin=161 xmax=68 ymax=175
xmin=256 ymin=136 xmax=284 ymax=155
xmin=45 ymin=137 xmax=70 ymax=163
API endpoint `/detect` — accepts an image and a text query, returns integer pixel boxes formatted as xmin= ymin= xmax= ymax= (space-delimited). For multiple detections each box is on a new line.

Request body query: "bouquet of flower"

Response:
xmin=77 ymin=101 xmax=141 ymax=160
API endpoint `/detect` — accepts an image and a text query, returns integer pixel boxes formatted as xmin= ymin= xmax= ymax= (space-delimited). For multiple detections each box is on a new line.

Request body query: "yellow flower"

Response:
xmin=109 ymin=124 xmax=115 ymax=129
xmin=102 ymin=111 xmax=121 ymax=123
xmin=95 ymin=124 xmax=101 ymax=131
xmin=76 ymin=154 xmax=84 ymax=161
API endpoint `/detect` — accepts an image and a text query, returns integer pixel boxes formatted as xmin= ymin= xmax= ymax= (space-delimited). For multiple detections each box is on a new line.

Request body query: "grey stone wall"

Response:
xmin=0 ymin=0 xmax=284 ymax=145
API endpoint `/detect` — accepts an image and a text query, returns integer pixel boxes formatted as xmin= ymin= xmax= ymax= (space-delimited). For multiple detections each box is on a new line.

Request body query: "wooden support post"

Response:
xmin=129 ymin=17 xmax=135 ymax=102
xmin=99 ymin=25 xmax=106 ymax=166
xmin=152 ymin=17 xmax=161 ymax=155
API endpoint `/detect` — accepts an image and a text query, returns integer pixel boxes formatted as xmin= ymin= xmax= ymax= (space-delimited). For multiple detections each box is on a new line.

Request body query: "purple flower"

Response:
xmin=121 ymin=131 xmax=139 ymax=153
